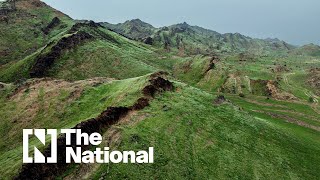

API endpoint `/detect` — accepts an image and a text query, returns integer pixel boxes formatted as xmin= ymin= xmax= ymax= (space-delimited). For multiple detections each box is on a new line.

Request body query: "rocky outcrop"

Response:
xmin=266 ymin=80 xmax=296 ymax=100
xmin=143 ymin=37 xmax=153 ymax=45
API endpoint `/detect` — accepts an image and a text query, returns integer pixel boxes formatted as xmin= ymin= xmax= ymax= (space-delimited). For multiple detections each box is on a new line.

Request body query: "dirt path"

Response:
xmin=253 ymin=110 xmax=320 ymax=132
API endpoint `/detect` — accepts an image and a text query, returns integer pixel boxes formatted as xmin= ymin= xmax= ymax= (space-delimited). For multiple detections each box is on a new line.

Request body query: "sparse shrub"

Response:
xmin=309 ymin=97 xmax=314 ymax=103
xmin=213 ymin=95 xmax=226 ymax=105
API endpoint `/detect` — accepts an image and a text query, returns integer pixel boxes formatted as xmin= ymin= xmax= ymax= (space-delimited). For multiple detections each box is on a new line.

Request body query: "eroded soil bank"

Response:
xmin=14 ymin=72 xmax=174 ymax=179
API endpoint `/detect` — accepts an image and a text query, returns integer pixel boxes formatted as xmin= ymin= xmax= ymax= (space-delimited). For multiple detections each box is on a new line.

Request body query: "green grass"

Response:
xmin=0 ymin=75 xmax=148 ymax=178
xmin=89 ymin=82 xmax=320 ymax=179
xmin=0 ymin=2 xmax=320 ymax=179
xmin=0 ymin=3 xmax=73 ymax=65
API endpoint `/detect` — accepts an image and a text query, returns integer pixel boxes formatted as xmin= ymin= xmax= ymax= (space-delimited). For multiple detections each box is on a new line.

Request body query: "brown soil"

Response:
xmin=142 ymin=75 xmax=174 ymax=97
xmin=131 ymin=98 xmax=150 ymax=110
xmin=42 ymin=17 xmax=61 ymax=35
xmin=6 ymin=78 xmax=113 ymax=137
xmin=249 ymin=79 xmax=296 ymax=100
xmin=30 ymin=31 xmax=93 ymax=78
xmin=14 ymin=73 xmax=174 ymax=179
xmin=266 ymin=80 xmax=297 ymax=100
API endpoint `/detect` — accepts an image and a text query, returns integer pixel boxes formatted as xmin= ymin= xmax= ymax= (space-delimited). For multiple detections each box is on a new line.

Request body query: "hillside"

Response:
xmin=0 ymin=73 xmax=319 ymax=179
xmin=103 ymin=20 xmax=295 ymax=55
xmin=0 ymin=0 xmax=319 ymax=179
xmin=290 ymin=43 xmax=320 ymax=57
xmin=101 ymin=19 xmax=156 ymax=40
xmin=0 ymin=20 xmax=161 ymax=82
xmin=0 ymin=0 xmax=73 ymax=65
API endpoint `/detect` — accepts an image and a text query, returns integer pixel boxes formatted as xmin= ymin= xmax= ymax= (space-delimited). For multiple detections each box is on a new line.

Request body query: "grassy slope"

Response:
xmin=0 ymin=21 xmax=185 ymax=82
xmin=0 ymin=0 xmax=73 ymax=65
xmin=1 ymin=75 xmax=319 ymax=179
xmin=0 ymin=75 xmax=148 ymax=178
xmin=0 ymin=1 xmax=319 ymax=179
xmin=46 ymin=27 xmax=163 ymax=81
xmin=86 ymin=82 xmax=320 ymax=179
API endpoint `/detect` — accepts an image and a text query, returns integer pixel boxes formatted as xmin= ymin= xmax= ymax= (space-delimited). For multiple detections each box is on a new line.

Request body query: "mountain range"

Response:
xmin=0 ymin=0 xmax=319 ymax=179
xmin=101 ymin=19 xmax=296 ymax=55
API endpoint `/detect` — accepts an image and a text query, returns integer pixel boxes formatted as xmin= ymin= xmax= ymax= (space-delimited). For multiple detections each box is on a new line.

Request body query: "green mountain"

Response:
xmin=290 ymin=43 xmax=320 ymax=56
xmin=0 ymin=0 xmax=73 ymax=65
xmin=0 ymin=0 xmax=319 ymax=179
xmin=101 ymin=19 xmax=156 ymax=40
xmin=102 ymin=21 xmax=295 ymax=55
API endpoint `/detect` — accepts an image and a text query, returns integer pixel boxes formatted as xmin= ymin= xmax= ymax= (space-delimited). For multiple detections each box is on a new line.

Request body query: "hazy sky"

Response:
xmin=42 ymin=0 xmax=320 ymax=45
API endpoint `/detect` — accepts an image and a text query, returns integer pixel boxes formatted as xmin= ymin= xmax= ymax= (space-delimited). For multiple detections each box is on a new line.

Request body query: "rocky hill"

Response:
xmin=102 ymin=20 xmax=295 ymax=55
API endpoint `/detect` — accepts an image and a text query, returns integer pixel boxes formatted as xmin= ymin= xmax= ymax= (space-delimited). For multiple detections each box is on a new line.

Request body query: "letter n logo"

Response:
xmin=23 ymin=129 xmax=57 ymax=163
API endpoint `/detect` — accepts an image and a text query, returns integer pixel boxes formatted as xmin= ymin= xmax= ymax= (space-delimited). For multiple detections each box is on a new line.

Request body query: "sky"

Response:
xmin=42 ymin=0 xmax=320 ymax=45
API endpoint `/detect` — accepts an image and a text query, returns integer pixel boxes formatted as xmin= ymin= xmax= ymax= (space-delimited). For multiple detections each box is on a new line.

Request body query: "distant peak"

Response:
xmin=265 ymin=38 xmax=281 ymax=42
xmin=302 ymin=43 xmax=320 ymax=48
xmin=124 ymin=18 xmax=154 ymax=28
xmin=131 ymin=18 xmax=143 ymax=22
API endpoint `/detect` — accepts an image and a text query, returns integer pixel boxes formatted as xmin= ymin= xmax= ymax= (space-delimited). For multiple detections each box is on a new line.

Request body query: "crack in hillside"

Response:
xmin=14 ymin=72 xmax=174 ymax=180
xmin=30 ymin=31 xmax=94 ymax=78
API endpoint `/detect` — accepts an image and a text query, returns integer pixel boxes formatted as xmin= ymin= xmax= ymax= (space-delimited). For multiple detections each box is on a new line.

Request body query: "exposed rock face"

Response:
xmin=30 ymin=31 xmax=93 ymax=78
xmin=42 ymin=17 xmax=61 ymax=35
xmin=143 ymin=37 xmax=153 ymax=45
xmin=249 ymin=79 xmax=296 ymax=100
xmin=266 ymin=80 xmax=296 ymax=100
